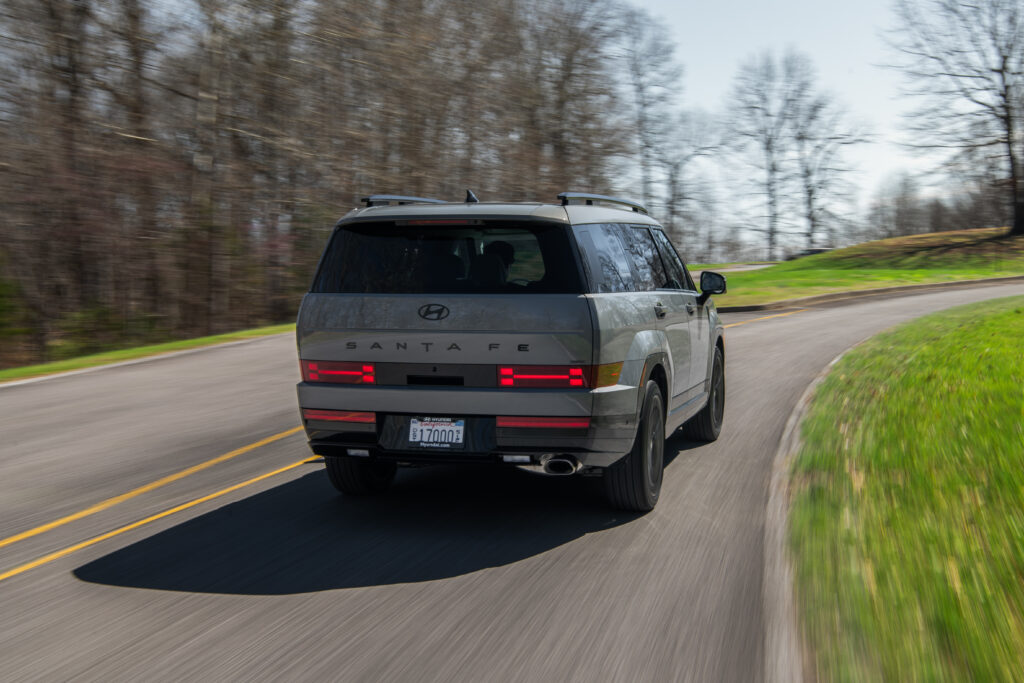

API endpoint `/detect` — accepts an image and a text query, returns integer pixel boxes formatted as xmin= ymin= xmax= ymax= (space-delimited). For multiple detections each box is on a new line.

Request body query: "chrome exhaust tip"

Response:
xmin=541 ymin=454 xmax=581 ymax=476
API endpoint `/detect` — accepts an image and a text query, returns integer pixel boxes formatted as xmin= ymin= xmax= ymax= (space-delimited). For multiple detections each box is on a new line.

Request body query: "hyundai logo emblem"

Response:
xmin=418 ymin=303 xmax=450 ymax=321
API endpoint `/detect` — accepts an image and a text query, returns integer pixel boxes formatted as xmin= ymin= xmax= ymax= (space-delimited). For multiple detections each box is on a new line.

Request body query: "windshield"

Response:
xmin=312 ymin=221 xmax=583 ymax=294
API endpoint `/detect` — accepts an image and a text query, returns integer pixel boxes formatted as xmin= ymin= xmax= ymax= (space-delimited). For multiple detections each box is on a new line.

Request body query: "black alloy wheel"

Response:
xmin=604 ymin=380 xmax=665 ymax=512
xmin=682 ymin=346 xmax=725 ymax=442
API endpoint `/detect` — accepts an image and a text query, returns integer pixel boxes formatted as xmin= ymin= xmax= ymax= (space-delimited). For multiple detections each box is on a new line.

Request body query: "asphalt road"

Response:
xmin=2 ymin=283 xmax=1023 ymax=682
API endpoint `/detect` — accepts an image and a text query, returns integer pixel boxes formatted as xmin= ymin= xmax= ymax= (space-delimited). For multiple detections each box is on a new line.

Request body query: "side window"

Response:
xmin=572 ymin=225 xmax=634 ymax=293
xmin=620 ymin=226 xmax=669 ymax=291
xmin=651 ymin=229 xmax=693 ymax=290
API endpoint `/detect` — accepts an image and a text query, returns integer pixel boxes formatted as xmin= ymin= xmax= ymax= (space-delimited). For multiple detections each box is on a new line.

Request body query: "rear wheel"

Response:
xmin=682 ymin=346 xmax=725 ymax=442
xmin=324 ymin=456 xmax=396 ymax=495
xmin=604 ymin=380 xmax=665 ymax=512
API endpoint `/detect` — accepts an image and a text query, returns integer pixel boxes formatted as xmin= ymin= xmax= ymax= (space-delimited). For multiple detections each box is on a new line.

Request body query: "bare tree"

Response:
xmin=787 ymin=56 xmax=865 ymax=249
xmin=729 ymin=51 xmax=805 ymax=261
xmin=620 ymin=7 xmax=683 ymax=207
xmin=658 ymin=110 xmax=717 ymax=244
xmin=890 ymin=0 xmax=1024 ymax=235
xmin=867 ymin=172 xmax=926 ymax=238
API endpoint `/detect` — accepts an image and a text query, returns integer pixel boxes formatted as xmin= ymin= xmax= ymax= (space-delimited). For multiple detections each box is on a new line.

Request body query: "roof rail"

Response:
xmin=558 ymin=192 xmax=648 ymax=215
xmin=361 ymin=194 xmax=447 ymax=207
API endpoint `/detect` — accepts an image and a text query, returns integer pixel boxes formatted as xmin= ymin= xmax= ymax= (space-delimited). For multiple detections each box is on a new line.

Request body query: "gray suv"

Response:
xmin=296 ymin=192 xmax=726 ymax=511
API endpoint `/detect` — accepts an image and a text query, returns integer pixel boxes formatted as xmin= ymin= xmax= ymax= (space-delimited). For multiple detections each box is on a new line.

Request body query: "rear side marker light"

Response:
xmin=302 ymin=409 xmax=376 ymax=424
xmin=593 ymin=362 xmax=623 ymax=387
xmin=496 ymin=416 xmax=591 ymax=429
xmin=301 ymin=360 xmax=375 ymax=384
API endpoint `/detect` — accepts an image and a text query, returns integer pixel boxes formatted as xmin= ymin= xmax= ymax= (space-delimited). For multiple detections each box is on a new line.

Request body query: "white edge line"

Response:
xmin=763 ymin=344 xmax=862 ymax=683
xmin=0 ymin=332 xmax=294 ymax=390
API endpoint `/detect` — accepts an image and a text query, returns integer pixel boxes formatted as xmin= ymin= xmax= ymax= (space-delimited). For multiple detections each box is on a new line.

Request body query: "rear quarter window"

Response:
xmin=572 ymin=224 xmax=635 ymax=293
xmin=620 ymin=226 xmax=669 ymax=291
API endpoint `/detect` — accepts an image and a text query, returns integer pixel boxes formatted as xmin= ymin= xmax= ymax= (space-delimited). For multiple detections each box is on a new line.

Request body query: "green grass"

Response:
xmin=789 ymin=295 xmax=1024 ymax=681
xmin=0 ymin=323 xmax=295 ymax=383
xmin=688 ymin=261 xmax=773 ymax=270
xmin=715 ymin=228 xmax=1024 ymax=307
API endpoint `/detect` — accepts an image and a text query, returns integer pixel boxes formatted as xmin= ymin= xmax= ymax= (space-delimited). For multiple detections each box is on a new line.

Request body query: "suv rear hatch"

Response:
xmin=297 ymin=219 xmax=595 ymax=418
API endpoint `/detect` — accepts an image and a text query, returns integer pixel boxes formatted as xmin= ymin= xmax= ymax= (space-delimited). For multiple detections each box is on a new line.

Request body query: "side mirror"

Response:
xmin=698 ymin=271 xmax=727 ymax=305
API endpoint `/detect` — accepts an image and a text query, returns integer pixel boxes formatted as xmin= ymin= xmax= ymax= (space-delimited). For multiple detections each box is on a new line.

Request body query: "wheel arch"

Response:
xmin=638 ymin=352 xmax=669 ymax=421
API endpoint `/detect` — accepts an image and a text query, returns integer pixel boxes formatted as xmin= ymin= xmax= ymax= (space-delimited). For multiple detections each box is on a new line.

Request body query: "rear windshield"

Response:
xmin=312 ymin=221 xmax=583 ymax=294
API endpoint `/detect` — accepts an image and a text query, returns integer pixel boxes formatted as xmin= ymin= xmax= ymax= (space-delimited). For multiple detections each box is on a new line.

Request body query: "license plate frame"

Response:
xmin=408 ymin=417 xmax=466 ymax=449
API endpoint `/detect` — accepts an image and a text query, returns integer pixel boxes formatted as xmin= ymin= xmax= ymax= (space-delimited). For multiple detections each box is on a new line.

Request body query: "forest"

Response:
xmin=1 ymin=0 xmax=1021 ymax=366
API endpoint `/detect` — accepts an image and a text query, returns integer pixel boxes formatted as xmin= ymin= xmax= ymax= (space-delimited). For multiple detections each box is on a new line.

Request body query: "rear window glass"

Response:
xmin=312 ymin=221 xmax=583 ymax=294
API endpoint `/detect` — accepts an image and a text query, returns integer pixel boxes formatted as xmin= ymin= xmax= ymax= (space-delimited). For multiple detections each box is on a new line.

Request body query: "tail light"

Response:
xmin=302 ymin=409 xmax=376 ymax=424
xmin=498 ymin=365 xmax=585 ymax=388
xmin=301 ymin=360 xmax=375 ymax=384
xmin=497 ymin=362 xmax=622 ymax=389
xmin=496 ymin=416 xmax=591 ymax=428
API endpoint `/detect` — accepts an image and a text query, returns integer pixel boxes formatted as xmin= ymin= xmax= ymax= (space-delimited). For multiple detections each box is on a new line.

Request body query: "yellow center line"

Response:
xmin=0 ymin=425 xmax=303 ymax=551
xmin=724 ymin=308 xmax=810 ymax=328
xmin=0 ymin=457 xmax=319 ymax=583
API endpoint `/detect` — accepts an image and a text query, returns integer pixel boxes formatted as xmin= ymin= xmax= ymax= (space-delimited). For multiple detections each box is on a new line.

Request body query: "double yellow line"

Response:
xmin=0 ymin=426 xmax=307 ymax=583
xmin=1 ymin=309 xmax=810 ymax=583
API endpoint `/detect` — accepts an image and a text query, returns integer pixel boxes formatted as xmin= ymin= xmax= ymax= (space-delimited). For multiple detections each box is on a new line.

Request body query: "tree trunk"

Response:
xmin=1012 ymin=201 xmax=1024 ymax=236
xmin=1001 ymin=57 xmax=1024 ymax=237
xmin=803 ymin=165 xmax=817 ymax=249
xmin=766 ymin=148 xmax=779 ymax=261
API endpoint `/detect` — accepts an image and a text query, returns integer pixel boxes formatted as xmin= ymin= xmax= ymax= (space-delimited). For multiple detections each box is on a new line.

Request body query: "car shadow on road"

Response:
xmin=74 ymin=434 xmax=704 ymax=595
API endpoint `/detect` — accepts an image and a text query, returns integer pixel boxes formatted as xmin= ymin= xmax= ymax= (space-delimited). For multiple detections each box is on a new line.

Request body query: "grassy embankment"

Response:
xmin=0 ymin=323 xmax=295 ymax=383
xmin=789 ymin=295 xmax=1024 ymax=681
xmin=712 ymin=227 xmax=1024 ymax=307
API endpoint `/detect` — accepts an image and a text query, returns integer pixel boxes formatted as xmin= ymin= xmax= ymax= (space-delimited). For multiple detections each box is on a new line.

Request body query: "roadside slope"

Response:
xmin=0 ymin=323 xmax=295 ymax=384
xmin=789 ymin=295 xmax=1024 ymax=681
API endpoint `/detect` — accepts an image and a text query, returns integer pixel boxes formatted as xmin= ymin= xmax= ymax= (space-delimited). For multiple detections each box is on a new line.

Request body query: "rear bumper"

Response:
xmin=297 ymin=382 xmax=640 ymax=468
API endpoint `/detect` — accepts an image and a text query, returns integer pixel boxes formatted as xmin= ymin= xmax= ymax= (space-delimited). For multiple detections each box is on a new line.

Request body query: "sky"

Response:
xmin=641 ymin=0 xmax=933 ymax=208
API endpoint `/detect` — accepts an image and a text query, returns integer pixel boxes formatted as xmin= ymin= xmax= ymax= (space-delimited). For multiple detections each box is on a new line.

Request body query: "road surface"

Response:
xmin=2 ymin=283 xmax=1022 ymax=681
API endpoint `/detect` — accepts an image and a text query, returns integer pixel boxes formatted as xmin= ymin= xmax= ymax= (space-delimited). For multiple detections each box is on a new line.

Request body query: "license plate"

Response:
xmin=409 ymin=417 xmax=465 ymax=449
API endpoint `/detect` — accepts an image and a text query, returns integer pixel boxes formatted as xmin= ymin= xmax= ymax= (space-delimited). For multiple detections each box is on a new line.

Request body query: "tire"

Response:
xmin=604 ymin=380 xmax=665 ymax=512
xmin=682 ymin=346 xmax=725 ymax=442
xmin=324 ymin=455 xmax=396 ymax=495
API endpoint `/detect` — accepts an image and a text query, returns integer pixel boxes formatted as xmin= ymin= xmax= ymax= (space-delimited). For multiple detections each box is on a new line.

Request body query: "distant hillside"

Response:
xmin=716 ymin=227 xmax=1024 ymax=307
xmin=793 ymin=227 xmax=1024 ymax=270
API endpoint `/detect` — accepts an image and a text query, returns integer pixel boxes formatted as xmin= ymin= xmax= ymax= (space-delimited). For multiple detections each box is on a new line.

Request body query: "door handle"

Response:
xmin=685 ymin=303 xmax=696 ymax=315
xmin=654 ymin=302 xmax=667 ymax=318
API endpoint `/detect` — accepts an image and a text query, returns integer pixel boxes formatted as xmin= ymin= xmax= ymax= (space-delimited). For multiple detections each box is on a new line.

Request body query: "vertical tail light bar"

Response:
xmin=301 ymin=360 xmax=376 ymax=384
